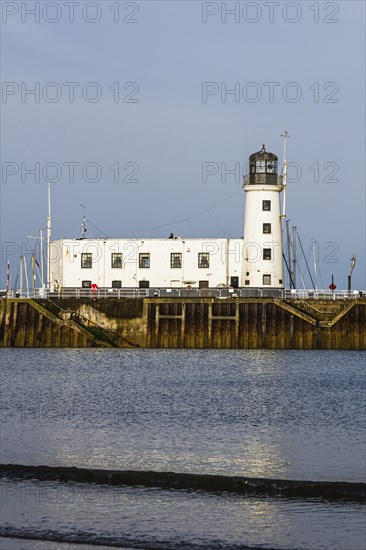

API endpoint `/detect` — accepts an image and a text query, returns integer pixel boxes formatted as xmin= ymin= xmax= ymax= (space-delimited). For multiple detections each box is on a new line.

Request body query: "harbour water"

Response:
xmin=1 ymin=349 xmax=365 ymax=549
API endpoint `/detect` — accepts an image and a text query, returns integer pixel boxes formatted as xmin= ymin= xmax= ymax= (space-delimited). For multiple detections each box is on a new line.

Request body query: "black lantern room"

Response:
xmin=249 ymin=144 xmax=278 ymax=185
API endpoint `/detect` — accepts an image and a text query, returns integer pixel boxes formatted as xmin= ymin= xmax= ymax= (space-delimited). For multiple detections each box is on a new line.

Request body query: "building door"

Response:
xmin=230 ymin=276 xmax=239 ymax=288
xmin=199 ymin=280 xmax=209 ymax=289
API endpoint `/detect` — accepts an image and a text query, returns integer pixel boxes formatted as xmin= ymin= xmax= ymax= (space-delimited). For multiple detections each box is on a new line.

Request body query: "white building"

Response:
xmin=241 ymin=144 xmax=284 ymax=288
xmin=50 ymin=237 xmax=244 ymax=290
xmin=50 ymin=145 xmax=285 ymax=290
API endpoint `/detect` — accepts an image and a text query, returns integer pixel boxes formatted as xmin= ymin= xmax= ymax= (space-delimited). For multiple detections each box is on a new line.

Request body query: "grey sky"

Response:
xmin=1 ymin=0 xmax=365 ymax=288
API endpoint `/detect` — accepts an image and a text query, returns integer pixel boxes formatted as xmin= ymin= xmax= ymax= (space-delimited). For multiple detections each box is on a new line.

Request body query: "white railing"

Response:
xmin=283 ymin=289 xmax=364 ymax=300
xmin=2 ymin=288 xmax=150 ymax=300
xmin=1 ymin=288 xmax=364 ymax=300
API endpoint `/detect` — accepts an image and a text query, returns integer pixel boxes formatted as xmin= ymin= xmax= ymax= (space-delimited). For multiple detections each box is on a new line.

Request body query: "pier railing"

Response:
xmin=1 ymin=288 xmax=364 ymax=300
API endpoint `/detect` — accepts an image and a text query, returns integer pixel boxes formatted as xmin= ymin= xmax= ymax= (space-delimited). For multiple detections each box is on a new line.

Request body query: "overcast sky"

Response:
xmin=1 ymin=0 xmax=365 ymax=289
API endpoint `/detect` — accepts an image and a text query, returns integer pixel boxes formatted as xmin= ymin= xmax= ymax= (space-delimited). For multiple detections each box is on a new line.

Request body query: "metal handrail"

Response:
xmin=2 ymin=288 xmax=364 ymax=300
xmin=284 ymin=289 xmax=364 ymax=300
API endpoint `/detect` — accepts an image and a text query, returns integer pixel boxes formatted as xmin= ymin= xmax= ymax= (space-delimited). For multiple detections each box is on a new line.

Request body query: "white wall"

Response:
xmin=50 ymin=238 xmax=244 ymax=289
xmin=242 ymin=185 xmax=284 ymax=288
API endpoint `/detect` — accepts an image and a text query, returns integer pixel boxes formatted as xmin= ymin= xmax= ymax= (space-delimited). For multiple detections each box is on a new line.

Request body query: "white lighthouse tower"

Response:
xmin=241 ymin=144 xmax=284 ymax=288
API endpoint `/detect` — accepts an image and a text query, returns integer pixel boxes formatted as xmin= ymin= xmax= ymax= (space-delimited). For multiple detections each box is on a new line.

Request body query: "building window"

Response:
xmin=198 ymin=252 xmax=210 ymax=268
xmin=112 ymin=280 xmax=122 ymax=288
xmin=139 ymin=280 xmax=149 ymax=288
xmin=263 ymin=223 xmax=271 ymax=234
xmin=199 ymin=280 xmax=209 ymax=289
xmin=263 ymin=248 xmax=272 ymax=260
xmin=262 ymin=200 xmax=271 ymax=211
xmin=81 ymin=253 xmax=92 ymax=269
xmin=139 ymin=253 xmax=150 ymax=268
xmin=256 ymin=160 xmax=266 ymax=173
xmin=245 ymin=280 xmax=250 ymax=285
xmin=170 ymin=252 xmax=182 ymax=269
xmin=279 ymin=279 xmax=283 ymax=284
xmin=266 ymin=160 xmax=278 ymax=173
xmin=111 ymin=253 xmax=123 ymax=269
xmin=82 ymin=280 xmax=91 ymax=288
xmin=263 ymin=274 xmax=271 ymax=285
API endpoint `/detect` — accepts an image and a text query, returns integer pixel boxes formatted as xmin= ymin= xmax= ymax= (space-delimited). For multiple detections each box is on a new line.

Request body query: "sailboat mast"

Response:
xmin=24 ymin=256 xmax=29 ymax=297
xmin=47 ymin=183 xmax=51 ymax=290
xmin=40 ymin=228 xmax=44 ymax=288
xmin=286 ymin=219 xmax=292 ymax=289
xmin=313 ymin=241 xmax=318 ymax=291
xmin=292 ymin=225 xmax=297 ymax=289
xmin=31 ymin=254 xmax=35 ymax=294
xmin=19 ymin=256 xmax=23 ymax=296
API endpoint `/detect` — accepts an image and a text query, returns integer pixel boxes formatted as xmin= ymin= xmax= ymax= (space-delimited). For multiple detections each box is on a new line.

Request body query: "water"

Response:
xmin=1 ymin=349 xmax=365 ymax=549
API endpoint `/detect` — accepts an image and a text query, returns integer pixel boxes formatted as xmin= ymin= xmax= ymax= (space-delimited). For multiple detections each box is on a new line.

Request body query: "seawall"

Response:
xmin=0 ymin=297 xmax=365 ymax=350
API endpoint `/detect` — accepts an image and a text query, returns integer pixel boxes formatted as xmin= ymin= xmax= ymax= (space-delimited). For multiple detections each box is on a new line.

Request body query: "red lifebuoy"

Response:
xmin=187 ymin=285 xmax=192 ymax=290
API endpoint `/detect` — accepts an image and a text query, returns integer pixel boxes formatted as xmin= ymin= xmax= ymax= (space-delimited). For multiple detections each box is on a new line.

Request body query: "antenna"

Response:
xmin=281 ymin=129 xmax=290 ymax=219
xmin=81 ymin=204 xmax=87 ymax=238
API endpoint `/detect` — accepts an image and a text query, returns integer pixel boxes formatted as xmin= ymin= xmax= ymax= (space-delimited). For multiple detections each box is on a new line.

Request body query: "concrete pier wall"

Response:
xmin=0 ymin=297 xmax=365 ymax=350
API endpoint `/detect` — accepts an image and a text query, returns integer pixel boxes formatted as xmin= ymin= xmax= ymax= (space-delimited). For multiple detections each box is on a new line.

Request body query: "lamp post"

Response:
xmin=348 ymin=254 xmax=356 ymax=292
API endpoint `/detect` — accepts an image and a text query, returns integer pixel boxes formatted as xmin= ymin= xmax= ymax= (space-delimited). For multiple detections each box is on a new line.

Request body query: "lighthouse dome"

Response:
xmin=249 ymin=144 xmax=278 ymax=185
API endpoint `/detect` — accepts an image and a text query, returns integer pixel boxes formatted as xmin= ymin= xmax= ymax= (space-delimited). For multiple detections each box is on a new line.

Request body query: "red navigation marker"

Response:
xmin=329 ymin=283 xmax=337 ymax=290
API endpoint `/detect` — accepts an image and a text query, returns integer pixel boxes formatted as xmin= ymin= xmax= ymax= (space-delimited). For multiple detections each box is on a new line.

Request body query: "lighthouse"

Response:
xmin=242 ymin=144 xmax=284 ymax=288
